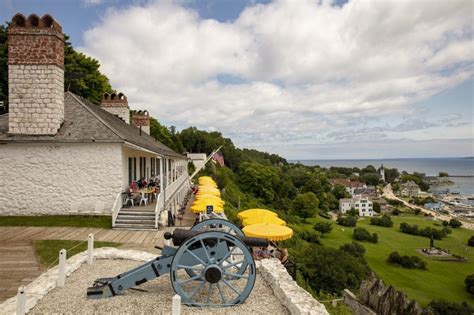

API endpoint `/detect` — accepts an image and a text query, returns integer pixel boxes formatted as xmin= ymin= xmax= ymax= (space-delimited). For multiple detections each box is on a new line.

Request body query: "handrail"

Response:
xmin=156 ymin=172 xmax=191 ymax=228
xmin=154 ymin=192 xmax=162 ymax=229
xmin=111 ymin=191 xmax=122 ymax=228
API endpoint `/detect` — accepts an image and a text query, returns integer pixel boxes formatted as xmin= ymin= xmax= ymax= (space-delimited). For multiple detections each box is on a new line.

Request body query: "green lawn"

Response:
xmin=0 ymin=215 xmax=112 ymax=229
xmin=34 ymin=240 xmax=121 ymax=267
xmin=299 ymin=215 xmax=474 ymax=307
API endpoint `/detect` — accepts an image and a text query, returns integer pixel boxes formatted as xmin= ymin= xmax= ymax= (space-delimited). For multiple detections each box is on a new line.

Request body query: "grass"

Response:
xmin=0 ymin=215 xmax=112 ymax=229
xmin=34 ymin=240 xmax=121 ymax=267
xmin=297 ymin=215 xmax=474 ymax=307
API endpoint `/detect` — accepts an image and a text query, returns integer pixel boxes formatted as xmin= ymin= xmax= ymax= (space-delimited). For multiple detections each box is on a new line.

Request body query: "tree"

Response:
xmin=360 ymin=173 xmax=381 ymax=186
xmin=465 ymin=274 xmax=474 ymax=295
xmin=384 ymin=168 xmax=400 ymax=183
xmin=332 ymin=184 xmax=350 ymax=199
xmin=291 ymin=192 xmax=319 ymax=222
xmin=150 ymin=117 xmax=183 ymax=152
xmin=297 ymin=244 xmax=370 ymax=295
xmin=64 ymin=35 xmax=113 ymax=104
xmin=370 ymin=215 xmax=393 ymax=227
xmin=468 ymin=236 xmax=474 ymax=247
xmin=448 ymin=219 xmax=462 ymax=228
xmin=353 ymin=228 xmax=378 ymax=243
xmin=428 ymin=300 xmax=474 ymax=315
xmin=314 ymin=221 xmax=332 ymax=237
xmin=439 ymin=172 xmax=449 ymax=177
xmin=239 ymin=162 xmax=279 ymax=203
xmin=339 ymin=242 xmax=366 ymax=259
xmin=337 ymin=215 xmax=358 ymax=227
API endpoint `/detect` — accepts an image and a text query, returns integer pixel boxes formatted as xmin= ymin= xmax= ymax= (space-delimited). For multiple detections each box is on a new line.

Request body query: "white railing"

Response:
xmin=155 ymin=172 xmax=191 ymax=228
xmin=111 ymin=191 xmax=122 ymax=228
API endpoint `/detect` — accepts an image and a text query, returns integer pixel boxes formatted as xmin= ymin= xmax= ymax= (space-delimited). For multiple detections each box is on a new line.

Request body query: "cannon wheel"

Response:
xmin=191 ymin=218 xmax=244 ymax=236
xmin=189 ymin=219 xmax=247 ymax=277
xmin=170 ymin=231 xmax=256 ymax=307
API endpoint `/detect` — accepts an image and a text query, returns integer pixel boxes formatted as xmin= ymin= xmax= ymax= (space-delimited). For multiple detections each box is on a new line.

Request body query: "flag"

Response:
xmin=212 ymin=151 xmax=225 ymax=167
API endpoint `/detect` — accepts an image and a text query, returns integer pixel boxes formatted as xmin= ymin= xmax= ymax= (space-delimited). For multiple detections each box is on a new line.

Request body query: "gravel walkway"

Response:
xmin=30 ymin=259 xmax=289 ymax=315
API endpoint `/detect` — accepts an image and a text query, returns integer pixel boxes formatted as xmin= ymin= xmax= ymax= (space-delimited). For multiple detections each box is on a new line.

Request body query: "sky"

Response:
xmin=1 ymin=0 xmax=473 ymax=160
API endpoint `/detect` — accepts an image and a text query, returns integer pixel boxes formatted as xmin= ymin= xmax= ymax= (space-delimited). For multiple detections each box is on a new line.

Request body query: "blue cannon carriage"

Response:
xmin=87 ymin=219 xmax=268 ymax=307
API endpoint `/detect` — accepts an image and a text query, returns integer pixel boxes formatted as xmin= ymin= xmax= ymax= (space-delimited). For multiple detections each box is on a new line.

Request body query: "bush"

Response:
xmin=387 ymin=251 xmax=427 ymax=270
xmin=370 ymin=215 xmax=393 ymax=227
xmin=353 ymin=228 xmax=378 ymax=243
xmin=337 ymin=215 xmax=357 ymax=227
xmin=465 ymin=274 xmax=474 ymax=295
xmin=386 ymin=198 xmax=404 ymax=206
xmin=428 ymin=300 xmax=474 ymax=315
xmin=298 ymin=230 xmax=321 ymax=244
xmin=399 ymin=222 xmax=449 ymax=240
xmin=372 ymin=202 xmax=381 ymax=213
xmin=449 ymin=219 xmax=462 ymax=228
xmin=392 ymin=208 xmax=401 ymax=216
xmin=318 ymin=211 xmax=331 ymax=219
xmin=442 ymin=220 xmax=449 ymax=227
xmin=339 ymin=242 xmax=366 ymax=259
xmin=468 ymin=236 xmax=474 ymax=247
xmin=314 ymin=221 xmax=332 ymax=237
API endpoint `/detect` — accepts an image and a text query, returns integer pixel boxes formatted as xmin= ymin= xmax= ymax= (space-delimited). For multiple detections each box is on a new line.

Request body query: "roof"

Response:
xmin=0 ymin=92 xmax=183 ymax=158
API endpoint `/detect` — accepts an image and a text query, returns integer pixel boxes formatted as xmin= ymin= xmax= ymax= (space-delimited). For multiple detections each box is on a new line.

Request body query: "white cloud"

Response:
xmin=83 ymin=0 xmax=104 ymax=6
xmin=80 ymin=0 xmax=474 ymax=158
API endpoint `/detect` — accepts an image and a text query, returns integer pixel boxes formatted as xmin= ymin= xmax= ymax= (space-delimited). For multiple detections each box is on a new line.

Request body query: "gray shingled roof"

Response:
xmin=0 ymin=92 xmax=184 ymax=158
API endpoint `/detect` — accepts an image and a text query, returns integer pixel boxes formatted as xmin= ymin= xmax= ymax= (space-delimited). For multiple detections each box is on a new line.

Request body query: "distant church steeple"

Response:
xmin=380 ymin=164 xmax=386 ymax=182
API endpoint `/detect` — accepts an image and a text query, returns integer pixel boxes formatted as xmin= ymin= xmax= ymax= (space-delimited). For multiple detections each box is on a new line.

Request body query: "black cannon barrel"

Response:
xmin=168 ymin=228 xmax=269 ymax=248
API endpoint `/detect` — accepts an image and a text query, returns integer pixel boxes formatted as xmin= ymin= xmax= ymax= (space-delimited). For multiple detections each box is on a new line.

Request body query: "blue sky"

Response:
xmin=1 ymin=0 xmax=472 ymax=159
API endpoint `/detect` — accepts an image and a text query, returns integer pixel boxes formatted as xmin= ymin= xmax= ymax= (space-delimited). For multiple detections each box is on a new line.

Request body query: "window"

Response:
xmin=133 ymin=157 xmax=137 ymax=180
xmin=128 ymin=158 xmax=132 ymax=184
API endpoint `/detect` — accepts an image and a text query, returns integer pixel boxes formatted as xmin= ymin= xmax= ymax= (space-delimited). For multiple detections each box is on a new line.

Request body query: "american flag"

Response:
xmin=212 ymin=151 xmax=225 ymax=167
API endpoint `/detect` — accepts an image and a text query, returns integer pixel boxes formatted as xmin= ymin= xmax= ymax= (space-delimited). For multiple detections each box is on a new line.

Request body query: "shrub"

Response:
xmin=314 ymin=221 xmax=333 ymax=237
xmin=370 ymin=215 xmax=393 ymax=227
xmin=428 ymin=300 xmax=474 ymax=315
xmin=442 ymin=220 xmax=449 ymax=227
xmin=337 ymin=215 xmax=357 ymax=227
xmin=373 ymin=202 xmax=381 ymax=213
xmin=298 ymin=230 xmax=321 ymax=244
xmin=386 ymin=198 xmax=404 ymax=206
xmin=387 ymin=251 xmax=427 ymax=270
xmin=353 ymin=228 xmax=378 ymax=243
xmin=392 ymin=208 xmax=401 ymax=216
xmin=318 ymin=211 xmax=331 ymax=220
xmin=347 ymin=209 xmax=359 ymax=216
xmin=449 ymin=219 xmax=462 ymax=228
xmin=465 ymin=274 xmax=474 ymax=295
xmin=339 ymin=242 xmax=366 ymax=259
xmin=468 ymin=236 xmax=474 ymax=247
xmin=399 ymin=222 xmax=449 ymax=240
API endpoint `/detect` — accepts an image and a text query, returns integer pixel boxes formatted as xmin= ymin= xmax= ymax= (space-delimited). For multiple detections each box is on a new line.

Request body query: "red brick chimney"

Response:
xmin=131 ymin=110 xmax=150 ymax=135
xmin=8 ymin=13 xmax=64 ymax=135
xmin=101 ymin=92 xmax=130 ymax=124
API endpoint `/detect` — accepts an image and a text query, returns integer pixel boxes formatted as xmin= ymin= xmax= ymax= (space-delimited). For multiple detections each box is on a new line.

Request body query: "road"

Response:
xmin=382 ymin=184 xmax=474 ymax=230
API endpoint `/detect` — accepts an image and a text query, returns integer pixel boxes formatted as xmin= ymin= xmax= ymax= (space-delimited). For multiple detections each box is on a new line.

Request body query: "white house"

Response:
xmin=187 ymin=153 xmax=207 ymax=170
xmin=0 ymin=13 xmax=190 ymax=229
xmin=339 ymin=196 xmax=374 ymax=217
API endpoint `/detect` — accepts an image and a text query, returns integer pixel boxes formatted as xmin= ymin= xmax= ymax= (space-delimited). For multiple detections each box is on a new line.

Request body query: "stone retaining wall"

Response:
xmin=0 ymin=249 xmax=328 ymax=315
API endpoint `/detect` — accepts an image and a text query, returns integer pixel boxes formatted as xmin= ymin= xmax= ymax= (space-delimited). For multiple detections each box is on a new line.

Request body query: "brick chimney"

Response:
xmin=101 ymin=92 xmax=130 ymax=124
xmin=8 ymin=13 xmax=64 ymax=135
xmin=131 ymin=110 xmax=150 ymax=135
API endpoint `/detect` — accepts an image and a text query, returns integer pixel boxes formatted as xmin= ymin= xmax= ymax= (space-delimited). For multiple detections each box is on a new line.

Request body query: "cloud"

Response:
xmin=83 ymin=0 xmax=104 ymax=6
xmin=80 ymin=0 xmax=474 ymax=158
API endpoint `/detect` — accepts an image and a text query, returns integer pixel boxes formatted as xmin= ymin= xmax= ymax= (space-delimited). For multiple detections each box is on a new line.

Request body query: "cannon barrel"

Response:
xmin=166 ymin=228 xmax=269 ymax=248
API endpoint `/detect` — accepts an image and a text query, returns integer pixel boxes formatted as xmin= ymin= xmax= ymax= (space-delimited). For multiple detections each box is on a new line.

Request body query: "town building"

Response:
xmin=353 ymin=186 xmax=377 ymax=197
xmin=399 ymin=181 xmax=421 ymax=198
xmin=339 ymin=196 xmax=374 ymax=217
xmin=0 ymin=14 xmax=189 ymax=229
xmin=379 ymin=164 xmax=385 ymax=182
xmin=424 ymin=202 xmax=443 ymax=211
xmin=187 ymin=153 xmax=207 ymax=170
xmin=329 ymin=178 xmax=366 ymax=195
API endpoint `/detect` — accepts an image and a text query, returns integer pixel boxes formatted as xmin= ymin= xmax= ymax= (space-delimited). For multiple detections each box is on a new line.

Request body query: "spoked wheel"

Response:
xmin=189 ymin=219 xmax=247 ymax=278
xmin=170 ymin=231 xmax=256 ymax=307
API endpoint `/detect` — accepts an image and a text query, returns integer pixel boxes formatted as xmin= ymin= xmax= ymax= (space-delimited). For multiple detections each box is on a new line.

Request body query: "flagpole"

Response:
xmin=189 ymin=145 xmax=222 ymax=180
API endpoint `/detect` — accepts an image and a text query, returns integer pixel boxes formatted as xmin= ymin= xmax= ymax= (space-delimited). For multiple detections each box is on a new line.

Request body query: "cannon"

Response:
xmin=87 ymin=219 xmax=268 ymax=307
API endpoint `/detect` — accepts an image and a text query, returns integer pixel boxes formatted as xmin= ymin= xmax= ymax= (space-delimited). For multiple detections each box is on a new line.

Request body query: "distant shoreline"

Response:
xmin=289 ymin=156 xmax=471 ymax=162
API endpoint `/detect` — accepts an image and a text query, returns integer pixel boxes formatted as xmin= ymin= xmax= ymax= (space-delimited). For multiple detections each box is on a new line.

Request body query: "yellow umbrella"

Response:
xmin=197 ymin=191 xmax=221 ymax=197
xmin=242 ymin=215 xmax=286 ymax=226
xmin=195 ymin=194 xmax=223 ymax=200
xmin=242 ymin=223 xmax=293 ymax=241
xmin=237 ymin=209 xmax=278 ymax=220
xmin=191 ymin=203 xmax=224 ymax=213
xmin=194 ymin=198 xmax=224 ymax=205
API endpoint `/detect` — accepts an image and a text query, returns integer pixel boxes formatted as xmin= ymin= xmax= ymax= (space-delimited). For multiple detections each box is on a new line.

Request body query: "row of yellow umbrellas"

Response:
xmin=191 ymin=177 xmax=225 ymax=213
xmin=238 ymin=208 xmax=293 ymax=241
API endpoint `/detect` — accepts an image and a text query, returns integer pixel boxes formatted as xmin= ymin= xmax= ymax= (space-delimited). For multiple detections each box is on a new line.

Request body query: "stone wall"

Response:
xmin=102 ymin=106 xmax=130 ymax=124
xmin=343 ymin=289 xmax=376 ymax=315
xmin=0 ymin=142 xmax=122 ymax=215
xmin=8 ymin=64 xmax=64 ymax=135
xmin=358 ymin=275 xmax=427 ymax=315
xmin=258 ymin=258 xmax=328 ymax=315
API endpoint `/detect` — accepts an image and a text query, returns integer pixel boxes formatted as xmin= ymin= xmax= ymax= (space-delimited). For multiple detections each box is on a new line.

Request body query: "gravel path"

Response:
xmin=30 ymin=259 xmax=289 ymax=315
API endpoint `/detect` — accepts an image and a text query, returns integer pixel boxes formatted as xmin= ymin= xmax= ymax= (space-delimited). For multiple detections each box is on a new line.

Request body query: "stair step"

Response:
xmin=117 ymin=213 xmax=155 ymax=218
xmin=115 ymin=219 xmax=155 ymax=224
xmin=113 ymin=225 xmax=157 ymax=231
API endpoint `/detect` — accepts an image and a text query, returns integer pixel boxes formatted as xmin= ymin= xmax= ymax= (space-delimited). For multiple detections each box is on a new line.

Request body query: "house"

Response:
xmin=399 ymin=181 xmax=420 ymax=198
xmin=339 ymin=196 xmax=374 ymax=217
xmin=0 ymin=13 xmax=189 ymax=229
xmin=187 ymin=153 xmax=207 ymax=170
xmin=424 ymin=202 xmax=443 ymax=211
xmin=353 ymin=186 xmax=377 ymax=197
xmin=329 ymin=178 xmax=366 ymax=195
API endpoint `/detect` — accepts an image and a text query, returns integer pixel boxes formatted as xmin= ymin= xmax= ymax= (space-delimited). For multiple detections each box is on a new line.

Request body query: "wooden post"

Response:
xmin=87 ymin=234 xmax=94 ymax=265
xmin=16 ymin=286 xmax=26 ymax=315
xmin=172 ymin=294 xmax=181 ymax=315
xmin=57 ymin=249 xmax=66 ymax=287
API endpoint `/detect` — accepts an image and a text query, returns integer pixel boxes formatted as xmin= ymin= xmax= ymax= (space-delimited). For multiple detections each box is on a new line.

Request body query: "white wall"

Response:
xmin=121 ymin=146 xmax=159 ymax=190
xmin=0 ymin=142 xmax=122 ymax=215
